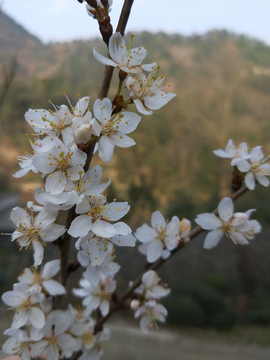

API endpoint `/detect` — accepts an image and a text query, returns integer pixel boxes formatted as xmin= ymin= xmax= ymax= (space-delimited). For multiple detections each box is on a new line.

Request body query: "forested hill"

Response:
xmin=0 ymin=10 xmax=269 ymax=226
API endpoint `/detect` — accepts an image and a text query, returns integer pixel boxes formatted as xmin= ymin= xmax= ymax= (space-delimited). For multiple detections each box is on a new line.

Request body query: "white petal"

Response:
xmin=43 ymin=259 xmax=61 ymax=279
xmin=93 ymin=48 xmax=117 ymax=67
xmin=195 ymin=213 xmax=221 ymax=230
xmin=245 ymin=172 xmax=255 ymax=190
xmin=250 ymin=146 xmax=264 ymax=163
xmin=109 ymin=133 xmax=136 ymax=148
xmin=255 ymin=174 xmax=269 ymax=187
xmin=203 ymin=230 xmax=223 ymax=249
xmin=230 ymin=231 xmax=249 ymax=245
xmin=92 ymin=219 xmax=116 ymax=237
xmin=29 ymin=307 xmax=45 ymax=328
xmin=43 ymin=280 xmax=66 ymax=295
xmin=100 ymin=300 xmax=110 ymax=317
xmin=147 ymin=241 xmax=163 ymax=262
xmin=86 ymin=265 xmax=101 ymax=286
xmin=12 ymin=308 xmax=29 ymax=328
xmin=98 ymin=136 xmax=115 ymax=163
xmin=68 ymin=215 xmax=92 ymax=237
xmin=111 ymin=233 xmax=136 ymax=247
xmin=213 ymin=149 xmax=230 ymax=158
xmin=236 ymin=159 xmax=251 ymax=172
xmin=151 ymin=211 xmax=165 ymax=230
xmin=218 ymin=197 xmax=234 ymax=221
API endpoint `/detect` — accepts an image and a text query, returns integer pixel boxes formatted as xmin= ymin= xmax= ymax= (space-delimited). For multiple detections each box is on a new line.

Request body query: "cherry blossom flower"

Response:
xmin=91 ymin=98 xmax=141 ymax=163
xmin=77 ymin=224 xmax=135 ymax=265
xmin=126 ymin=69 xmax=176 ymax=115
xmin=2 ymin=329 xmax=32 ymax=360
xmin=195 ymin=197 xmax=255 ymax=249
xmin=213 ymin=139 xmax=250 ymax=165
xmin=135 ymin=210 xmax=179 ymax=262
xmin=25 ymin=105 xmax=73 ymax=152
xmin=32 ymin=138 xmax=87 ymax=195
xmin=93 ymin=32 xmax=156 ymax=73
xmin=77 ymin=328 xmax=110 ymax=360
xmin=134 ymin=300 xmax=168 ymax=333
xmin=236 ymin=146 xmax=270 ymax=190
xmin=134 ymin=270 xmax=170 ymax=300
xmin=10 ymin=207 xmax=66 ymax=267
xmin=33 ymin=310 xmax=79 ymax=360
xmin=2 ymin=284 xmax=45 ymax=329
xmin=73 ymin=274 xmax=116 ymax=316
xmin=68 ymin=194 xmax=130 ymax=238
xmin=17 ymin=259 xmax=66 ymax=296
xmin=81 ymin=252 xmax=121 ymax=286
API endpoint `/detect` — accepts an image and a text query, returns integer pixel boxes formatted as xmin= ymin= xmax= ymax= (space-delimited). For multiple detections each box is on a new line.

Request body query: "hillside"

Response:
xmin=0 ymin=11 xmax=270 ymax=327
xmin=0 ymin=10 xmax=269 ymax=224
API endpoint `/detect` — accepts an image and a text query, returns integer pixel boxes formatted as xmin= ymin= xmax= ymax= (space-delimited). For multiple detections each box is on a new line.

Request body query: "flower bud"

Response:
xmin=130 ymin=299 xmax=140 ymax=311
xmin=74 ymin=124 xmax=92 ymax=144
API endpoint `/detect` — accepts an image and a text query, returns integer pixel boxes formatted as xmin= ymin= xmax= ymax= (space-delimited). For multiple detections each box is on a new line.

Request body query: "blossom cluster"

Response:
xmin=1 ymin=22 xmax=177 ymax=360
xmin=1 ymin=1 xmax=267 ymax=359
xmin=214 ymin=139 xmax=270 ymax=190
xmin=130 ymin=270 xmax=171 ymax=333
xmin=2 ymin=260 xmax=110 ymax=360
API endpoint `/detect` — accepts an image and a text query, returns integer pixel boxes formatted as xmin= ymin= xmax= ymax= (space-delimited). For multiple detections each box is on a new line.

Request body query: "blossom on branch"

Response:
xmin=135 ymin=210 xmax=179 ymax=262
xmin=213 ymin=139 xmax=250 ymax=165
xmin=2 ymin=284 xmax=46 ymax=329
xmin=68 ymin=194 xmax=130 ymax=238
xmin=32 ymin=138 xmax=87 ymax=195
xmin=134 ymin=300 xmax=168 ymax=333
xmin=10 ymin=206 xmax=66 ymax=267
xmin=17 ymin=259 xmax=66 ymax=296
xmin=92 ymin=97 xmax=141 ymax=163
xmin=126 ymin=68 xmax=176 ymax=115
xmin=235 ymin=146 xmax=270 ymax=190
xmin=93 ymin=32 xmax=156 ymax=73
xmin=195 ymin=197 xmax=261 ymax=249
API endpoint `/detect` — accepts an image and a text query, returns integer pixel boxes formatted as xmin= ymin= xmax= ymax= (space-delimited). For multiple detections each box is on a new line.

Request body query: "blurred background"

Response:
xmin=0 ymin=1 xmax=269 ymax=359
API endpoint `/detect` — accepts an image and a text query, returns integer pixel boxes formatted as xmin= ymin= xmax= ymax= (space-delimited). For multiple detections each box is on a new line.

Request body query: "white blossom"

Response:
xmin=73 ymin=274 xmax=116 ymax=316
xmin=93 ymin=32 xmax=156 ymax=73
xmin=77 ymin=328 xmax=110 ymax=360
xmin=10 ymin=207 xmax=66 ymax=267
xmin=126 ymin=69 xmax=176 ymax=115
xmin=134 ymin=270 xmax=170 ymax=300
xmin=135 ymin=210 xmax=179 ymax=262
xmin=195 ymin=197 xmax=257 ymax=249
xmin=32 ymin=310 xmax=79 ymax=360
xmin=17 ymin=259 xmax=66 ymax=296
xmin=32 ymin=138 xmax=87 ymax=195
xmin=213 ymin=139 xmax=250 ymax=165
xmin=91 ymin=98 xmax=141 ymax=163
xmin=68 ymin=194 xmax=130 ymax=238
xmin=2 ymin=284 xmax=45 ymax=329
xmin=236 ymin=146 xmax=270 ymax=190
xmin=134 ymin=300 xmax=168 ymax=333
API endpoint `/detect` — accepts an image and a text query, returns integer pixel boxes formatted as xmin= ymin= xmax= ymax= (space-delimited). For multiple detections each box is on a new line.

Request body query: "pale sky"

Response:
xmin=1 ymin=0 xmax=270 ymax=44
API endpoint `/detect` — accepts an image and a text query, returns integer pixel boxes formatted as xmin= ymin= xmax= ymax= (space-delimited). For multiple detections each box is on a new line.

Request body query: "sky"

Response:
xmin=1 ymin=0 xmax=270 ymax=44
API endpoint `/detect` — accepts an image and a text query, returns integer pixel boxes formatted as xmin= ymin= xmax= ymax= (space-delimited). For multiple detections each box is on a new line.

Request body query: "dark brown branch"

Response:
xmin=59 ymin=206 xmax=76 ymax=287
xmin=93 ymin=186 xmax=249 ymax=333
